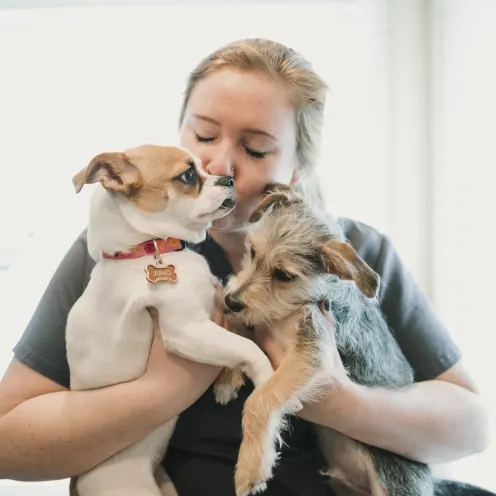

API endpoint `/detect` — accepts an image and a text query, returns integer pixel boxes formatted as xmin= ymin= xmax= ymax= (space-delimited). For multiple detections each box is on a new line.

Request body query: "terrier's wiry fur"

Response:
xmin=216 ymin=184 xmax=434 ymax=496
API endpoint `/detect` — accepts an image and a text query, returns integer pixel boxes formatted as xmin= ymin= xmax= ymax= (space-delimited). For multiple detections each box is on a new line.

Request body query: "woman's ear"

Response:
xmin=290 ymin=170 xmax=299 ymax=186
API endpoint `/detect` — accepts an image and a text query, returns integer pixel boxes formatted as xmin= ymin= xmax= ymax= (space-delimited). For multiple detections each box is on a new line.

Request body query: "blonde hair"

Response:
xmin=179 ymin=38 xmax=328 ymax=208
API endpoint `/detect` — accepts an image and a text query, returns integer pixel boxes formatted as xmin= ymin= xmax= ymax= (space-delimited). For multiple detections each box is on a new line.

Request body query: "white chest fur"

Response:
xmin=66 ymin=248 xmax=217 ymax=390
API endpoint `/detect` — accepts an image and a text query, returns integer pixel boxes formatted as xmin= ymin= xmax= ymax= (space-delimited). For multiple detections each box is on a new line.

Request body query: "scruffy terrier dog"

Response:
xmin=216 ymin=184 xmax=433 ymax=496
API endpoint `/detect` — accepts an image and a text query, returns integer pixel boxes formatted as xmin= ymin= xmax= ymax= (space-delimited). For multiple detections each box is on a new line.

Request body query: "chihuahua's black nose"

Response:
xmin=225 ymin=294 xmax=245 ymax=313
xmin=216 ymin=176 xmax=235 ymax=188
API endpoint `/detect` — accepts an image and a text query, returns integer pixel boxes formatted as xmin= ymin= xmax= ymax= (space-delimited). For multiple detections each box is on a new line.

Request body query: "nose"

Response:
xmin=225 ymin=294 xmax=245 ymax=313
xmin=215 ymin=176 xmax=235 ymax=188
xmin=205 ymin=146 xmax=233 ymax=177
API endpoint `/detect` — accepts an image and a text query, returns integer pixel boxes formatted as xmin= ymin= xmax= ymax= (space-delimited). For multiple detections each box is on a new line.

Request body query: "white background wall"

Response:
xmin=0 ymin=0 xmax=495 ymax=493
xmin=427 ymin=0 xmax=496 ymax=487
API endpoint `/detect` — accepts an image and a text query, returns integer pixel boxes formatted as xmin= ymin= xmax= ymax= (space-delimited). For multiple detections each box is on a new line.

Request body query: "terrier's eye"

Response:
xmin=273 ymin=269 xmax=294 ymax=282
xmin=177 ymin=167 xmax=197 ymax=185
xmin=250 ymin=247 xmax=256 ymax=260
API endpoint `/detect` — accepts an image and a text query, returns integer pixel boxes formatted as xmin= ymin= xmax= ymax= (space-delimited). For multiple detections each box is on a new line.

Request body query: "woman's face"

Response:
xmin=180 ymin=68 xmax=298 ymax=232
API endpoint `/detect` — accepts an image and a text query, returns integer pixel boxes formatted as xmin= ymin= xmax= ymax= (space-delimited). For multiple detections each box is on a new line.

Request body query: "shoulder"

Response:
xmin=338 ymin=217 xmax=403 ymax=303
xmin=12 ymin=230 xmax=95 ymax=388
xmin=69 ymin=229 xmax=95 ymax=289
xmin=339 ymin=217 xmax=387 ymax=269
xmin=337 ymin=218 xmax=462 ymax=380
xmin=73 ymin=229 xmax=91 ymax=261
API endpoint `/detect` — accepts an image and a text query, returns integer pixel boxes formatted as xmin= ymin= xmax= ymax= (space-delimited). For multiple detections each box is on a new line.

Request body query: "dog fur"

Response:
xmin=217 ymin=184 xmax=434 ymax=496
xmin=66 ymin=145 xmax=274 ymax=496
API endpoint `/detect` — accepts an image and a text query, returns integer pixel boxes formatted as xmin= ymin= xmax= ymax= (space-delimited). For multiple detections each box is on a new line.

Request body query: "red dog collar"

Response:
xmin=102 ymin=238 xmax=186 ymax=260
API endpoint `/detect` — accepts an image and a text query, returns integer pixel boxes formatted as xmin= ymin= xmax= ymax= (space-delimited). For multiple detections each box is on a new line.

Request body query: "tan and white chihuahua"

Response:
xmin=66 ymin=145 xmax=274 ymax=496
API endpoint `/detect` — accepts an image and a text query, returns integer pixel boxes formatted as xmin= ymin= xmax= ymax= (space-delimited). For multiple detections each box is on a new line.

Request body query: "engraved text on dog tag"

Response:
xmin=145 ymin=264 xmax=178 ymax=284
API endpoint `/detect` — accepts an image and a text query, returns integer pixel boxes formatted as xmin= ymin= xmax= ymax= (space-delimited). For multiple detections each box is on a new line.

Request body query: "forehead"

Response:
xmin=248 ymin=204 xmax=342 ymax=260
xmin=249 ymin=226 xmax=316 ymax=276
xmin=186 ymin=69 xmax=296 ymax=140
xmin=124 ymin=145 xmax=196 ymax=178
xmin=248 ymin=216 xmax=304 ymax=262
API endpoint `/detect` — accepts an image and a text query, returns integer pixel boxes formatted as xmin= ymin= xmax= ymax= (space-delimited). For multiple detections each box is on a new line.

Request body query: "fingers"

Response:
xmin=212 ymin=283 xmax=225 ymax=327
xmin=320 ymin=299 xmax=330 ymax=313
xmin=222 ymin=314 xmax=232 ymax=332
xmin=320 ymin=302 xmax=337 ymax=340
xmin=151 ymin=313 xmax=165 ymax=350
xmin=145 ymin=312 xmax=165 ymax=373
xmin=255 ymin=326 xmax=281 ymax=370
xmin=320 ymin=301 xmax=334 ymax=323
xmin=146 ymin=307 xmax=162 ymax=342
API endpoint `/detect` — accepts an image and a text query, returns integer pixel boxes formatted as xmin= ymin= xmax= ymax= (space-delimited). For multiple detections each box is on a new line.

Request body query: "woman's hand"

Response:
xmin=257 ymin=305 xmax=345 ymax=372
xmin=261 ymin=308 xmax=489 ymax=464
xmin=256 ymin=304 xmax=353 ymax=417
xmin=141 ymin=285 xmax=226 ymax=416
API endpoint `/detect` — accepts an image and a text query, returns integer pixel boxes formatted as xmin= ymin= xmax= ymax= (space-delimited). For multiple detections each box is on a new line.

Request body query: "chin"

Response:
xmin=210 ymin=211 xmax=237 ymax=231
xmin=196 ymin=206 xmax=234 ymax=226
xmin=241 ymin=309 xmax=270 ymax=328
xmin=217 ymin=214 xmax=253 ymax=233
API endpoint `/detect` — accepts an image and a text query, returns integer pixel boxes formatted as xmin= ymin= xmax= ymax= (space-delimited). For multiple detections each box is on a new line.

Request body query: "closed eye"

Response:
xmin=195 ymin=132 xmax=266 ymax=160
xmin=243 ymin=145 xmax=266 ymax=160
xmin=273 ymin=269 xmax=295 ymax=282
xmin=195 ymin=133 xmax=216 ymax=143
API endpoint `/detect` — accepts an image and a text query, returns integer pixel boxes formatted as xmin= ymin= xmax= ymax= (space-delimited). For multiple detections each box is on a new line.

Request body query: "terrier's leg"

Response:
xmin=235 ymin=307 xmax=325 ymax=496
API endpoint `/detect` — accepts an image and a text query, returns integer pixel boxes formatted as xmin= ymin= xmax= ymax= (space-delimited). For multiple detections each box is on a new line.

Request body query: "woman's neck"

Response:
xmin=208 ymin=229 xmax=247 ymax=273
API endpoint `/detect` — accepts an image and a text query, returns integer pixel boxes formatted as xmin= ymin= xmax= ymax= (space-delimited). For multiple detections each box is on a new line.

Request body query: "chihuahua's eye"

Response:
xmin=250 ymin=247 xmax=256 ymax=260
xmin=178 ymin=168 xmax=197 ymax=185
xmin=273 ymin=269 xmax=294 ymax=282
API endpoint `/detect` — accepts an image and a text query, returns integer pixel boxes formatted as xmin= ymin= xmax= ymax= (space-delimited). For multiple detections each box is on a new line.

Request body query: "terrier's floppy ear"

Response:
xmin=249 ymin=183 xmax=302 ymax=223
xmin=321 ymin=239 xmax=380 ymax=298
xmin=73 ymin=152 xmax=142 ymax=194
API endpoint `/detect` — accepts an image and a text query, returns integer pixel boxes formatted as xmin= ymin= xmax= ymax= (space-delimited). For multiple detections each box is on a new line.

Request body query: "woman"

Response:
xmin=0 ymin=39 xmax=491 ymax=495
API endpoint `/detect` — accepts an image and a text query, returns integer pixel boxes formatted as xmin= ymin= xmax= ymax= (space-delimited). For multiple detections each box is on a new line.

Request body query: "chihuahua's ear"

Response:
xmin=249 ymin=183 xmax=302 ymax=223
xmin=73 ymin=152 xmax=142 ymax=194
xmin=320 ymin=239 xmax=380 ymax=298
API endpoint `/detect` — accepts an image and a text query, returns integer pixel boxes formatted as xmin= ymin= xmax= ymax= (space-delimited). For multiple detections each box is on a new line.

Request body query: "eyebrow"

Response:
xmin=192 ymin=114 xmax=277 ymax=141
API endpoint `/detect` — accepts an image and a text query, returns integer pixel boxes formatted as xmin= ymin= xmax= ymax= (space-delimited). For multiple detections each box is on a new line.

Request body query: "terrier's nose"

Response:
xmin=225 ymin=294 xmax=245 ymax=313
xmin=216 ymin=176 xmax=235 ymax=188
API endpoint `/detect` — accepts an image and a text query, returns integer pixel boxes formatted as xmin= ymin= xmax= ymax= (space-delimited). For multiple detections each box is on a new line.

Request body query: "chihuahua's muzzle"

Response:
xmin=216 ymin=176 xmax=236 ymax=210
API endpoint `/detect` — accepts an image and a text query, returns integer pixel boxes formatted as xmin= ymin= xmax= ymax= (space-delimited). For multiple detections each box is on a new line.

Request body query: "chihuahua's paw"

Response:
xmin=214 ymin=382 xmax=239 ymax=405
xmin=214 ymin=368 xmax=245 ymax=405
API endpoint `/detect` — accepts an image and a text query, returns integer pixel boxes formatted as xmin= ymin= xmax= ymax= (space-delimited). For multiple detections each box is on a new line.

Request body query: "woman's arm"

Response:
xmin=295 ymin=222 xmax=490 ymax=464
xmin=1 ymin=228 xmax=224 ymax=482
xmin=299 ymin=360 xmax=490 ymax=464
xmin=0 ymin=321 xmax=220 ymax=482
xmin=258 ymin=303 xmax=490 ymax=466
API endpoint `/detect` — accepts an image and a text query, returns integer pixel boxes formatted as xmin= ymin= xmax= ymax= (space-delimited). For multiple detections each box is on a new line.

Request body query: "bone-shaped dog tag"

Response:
xmin=145 ymin=264 xmax=178 ymax=284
